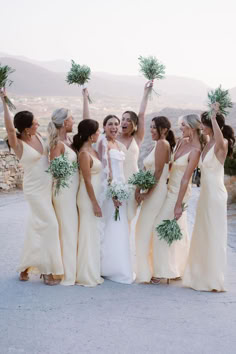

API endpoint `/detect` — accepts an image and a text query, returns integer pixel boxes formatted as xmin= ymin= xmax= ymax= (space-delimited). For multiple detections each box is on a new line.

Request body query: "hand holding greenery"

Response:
xmin=0 ymin=63 xmax=16 ymax=111
xmin=46 ymin=154 xmax=78 ymax=196
xmin=106 ymin=181 xmax=131 ymax=221
xmin=156 ymin=203 xmax=187 ymax=246
xmin=207 ymin=85 xmax=233 ymax=117
xmin=66 ymin=60 xmax=92 ymax=103
xmin=128 ymin=170 xmax=156 ymax=191
xmin=138 ymin=56 xmax=165 ymax=98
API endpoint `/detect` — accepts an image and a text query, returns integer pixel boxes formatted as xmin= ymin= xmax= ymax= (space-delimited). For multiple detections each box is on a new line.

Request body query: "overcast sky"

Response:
xmin=1 ymin=0 xmax=236 ymax=88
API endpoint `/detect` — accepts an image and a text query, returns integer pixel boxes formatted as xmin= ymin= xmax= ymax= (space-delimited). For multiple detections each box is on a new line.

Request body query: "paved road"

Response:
xmin=0 ymin=188 xmax=236 ymax=354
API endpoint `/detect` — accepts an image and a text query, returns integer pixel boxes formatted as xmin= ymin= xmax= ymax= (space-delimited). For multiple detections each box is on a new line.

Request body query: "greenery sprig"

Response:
xmin=207 ymin=85 xmax=233 ymax=117
xmin=46 ymin=154 xmax=78 ymax=196
xmin=156 ymin=203 xmax=187 ymax=246
xmin=0 ymin=63 xmax=16 ymax=111
xmin=66 ymin=60 xmax=92 ymax=103
xmin=138 ymin=56 xmax=165 ymax=99
xmin=138 ymin=56 xmax=166 ymax=81
xmin=128 ymin=169 xmax=156 ymax=191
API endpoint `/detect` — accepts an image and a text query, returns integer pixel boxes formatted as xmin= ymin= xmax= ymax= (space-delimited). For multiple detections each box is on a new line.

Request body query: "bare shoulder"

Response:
xmin=51 ymin=141 xmax=64 ymax=154
xmin=189 ymin=147 xmax=201 ymax=160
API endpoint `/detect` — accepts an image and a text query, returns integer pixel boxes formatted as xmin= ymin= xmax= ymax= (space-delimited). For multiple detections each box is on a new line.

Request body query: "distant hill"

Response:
xmin=0 ymin=55 xmax=211 ymax=107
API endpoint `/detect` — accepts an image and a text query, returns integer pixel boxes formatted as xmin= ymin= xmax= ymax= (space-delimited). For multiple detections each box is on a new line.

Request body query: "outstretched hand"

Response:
xmin=0 ymin=88 xmax=6 ymax=101
xmin=144 ymin=80 xmax=153 ymax=91
xmin=211 ymin=102 xmax=220 ymax=114
xmin=82 ymin=87 xmax=89 ymax=98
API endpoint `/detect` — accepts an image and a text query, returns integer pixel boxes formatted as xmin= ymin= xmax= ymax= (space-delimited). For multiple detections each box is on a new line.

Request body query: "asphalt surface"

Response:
xmin=0 ymin=188 xmax=236 ymax=354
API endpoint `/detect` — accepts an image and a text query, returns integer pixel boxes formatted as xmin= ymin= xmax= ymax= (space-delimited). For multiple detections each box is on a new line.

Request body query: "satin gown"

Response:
xmin=135 ymin=147 xmax=169 ymax=283
xmin=153 ymin=151 xmax=192 ymax=279
xmin=183 ymin=145 xmax=227 ymax=291
xmin=17 ymin=135 xmax=64 ymax=276
xmin=52 ymin=144 xmax=79 ymax=286
xmin=76 ymin=154 xmax=104 ymax=287
xmin=123 ymin=138 xmax=140 ymax=221
xmin=101 ymin=149 xmax=133 ymax=284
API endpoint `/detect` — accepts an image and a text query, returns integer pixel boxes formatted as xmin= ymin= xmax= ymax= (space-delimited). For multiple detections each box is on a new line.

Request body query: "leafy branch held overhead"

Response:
xmin=66 ymin=60 xmax=92 ymax=103
xmin=0 ymin=63 xmax=16 ymax=111
xmin=207 ymin=85 xmax=233 ymax=117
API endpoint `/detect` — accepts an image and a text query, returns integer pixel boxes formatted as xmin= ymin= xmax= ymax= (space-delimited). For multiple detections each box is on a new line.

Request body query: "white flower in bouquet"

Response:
xmin=46 ymin=154 xmax=78 ymax=196
xmin=106 ymin=181 xmax=131 ymax=221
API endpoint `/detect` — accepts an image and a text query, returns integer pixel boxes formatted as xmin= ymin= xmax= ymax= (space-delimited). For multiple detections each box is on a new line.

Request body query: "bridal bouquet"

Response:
xmin=207 ymin=85 xmax=233 ymax=116
xmin=46 ymin=154 xmax=78 ymax=196
xmin=106 ymin=181 xmax=131 ymax=221
xmin=0 ymin=63 xmax=16 ymax=111
xmin=128 ymin=169 xmax=156 ymax=192
xmin=156 ymin=204 xmax=187 ymax=246
xmin=138 ymin=55 xmax=165 ymax=98
xmin=66 ymin=60 xmax=92 ymax=103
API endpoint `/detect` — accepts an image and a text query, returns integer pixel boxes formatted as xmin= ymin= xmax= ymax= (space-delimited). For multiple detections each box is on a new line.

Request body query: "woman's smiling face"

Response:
xmin=121 ymin=112 xmax=133 ymax=135
xmin=104 ymin=117 xmax=120 ymax=139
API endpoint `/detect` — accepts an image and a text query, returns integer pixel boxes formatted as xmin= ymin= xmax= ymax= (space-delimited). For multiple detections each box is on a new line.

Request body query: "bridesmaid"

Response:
xmin=183 ymin=104 xmax=235 ymax=292
xmin=47 ymin=108 xmax=79 ymax=286
xmin=118 ymin=81 xmax=152 ymax=181
xmin=118 ymin=81 xmax=153 ymax=221
xmin=0 ymin=90 xmax=63 ymax=285
xmin=153 ymin=114 xmax=203 ymax=283
xmin=135 ymin=116 xmax=176 ymax=284
xmin=72 ymin=120 xmax=104 ymax=287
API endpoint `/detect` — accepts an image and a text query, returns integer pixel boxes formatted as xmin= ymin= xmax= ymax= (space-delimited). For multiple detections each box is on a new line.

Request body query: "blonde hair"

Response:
xmin=47 ymin=108 xmax=69 ymax=149
xmin=181 ymin=114 xmax=205 ymax=150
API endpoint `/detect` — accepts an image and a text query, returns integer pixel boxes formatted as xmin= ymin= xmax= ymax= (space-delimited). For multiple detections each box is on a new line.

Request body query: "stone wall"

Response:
xmin=224 ymin=175 xmax=236 ymax=204
xmin=0 ymin=151 xmax=23 ymax=191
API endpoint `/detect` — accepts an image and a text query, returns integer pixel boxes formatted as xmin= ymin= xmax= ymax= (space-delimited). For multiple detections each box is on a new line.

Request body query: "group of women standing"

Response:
xmin=0 ymin=84 xmax=235 ymax=292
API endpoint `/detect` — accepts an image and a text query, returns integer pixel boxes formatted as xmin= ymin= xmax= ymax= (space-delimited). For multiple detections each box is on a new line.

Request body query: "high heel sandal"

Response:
xmin=167 ymin=279 xmax=170 ymax=284
xmin=19 ymin=270 xmax=29 ymax=281
xmin=40 ymin=274 xmax=60 ymax=286
xmin=150 ymin=277 xmax=161 ymax=285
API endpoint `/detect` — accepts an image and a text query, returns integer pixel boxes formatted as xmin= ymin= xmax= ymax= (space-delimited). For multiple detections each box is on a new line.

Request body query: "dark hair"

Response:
xmin=103 ymin=115 xmax=120 ymax=128
xmin=14 ymin=111 xmax=34 ymax=138
xmin=6 ymin=111 xmax=34 ymax=149
xmin=122 ymin=111 xmax=138 ymax=135
xmin=152 ymin=116 xmax=176 ymax=152
xmin=201 ymin=111 xmax=235 ymax=156
xmin=72 ymin=119 xmax=99 ymax=152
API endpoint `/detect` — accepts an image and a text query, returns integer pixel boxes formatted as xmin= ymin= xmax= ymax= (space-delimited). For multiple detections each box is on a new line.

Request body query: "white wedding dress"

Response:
xmin=100 ymin=149 xmax=134 ymax=284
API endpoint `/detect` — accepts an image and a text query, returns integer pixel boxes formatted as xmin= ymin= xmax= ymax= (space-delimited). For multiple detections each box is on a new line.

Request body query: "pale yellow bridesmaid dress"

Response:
xmin=153 ymin=152 xmax=192 ymax=279
xmin=123 ymin=138 xmax=140 ymax=221
xmin=183 ymin=145 xmax=227 ymax=291
xmin=52 ymin=144 xmax=79 ymax=286
xmin=17 ymin=135 xmax=64 ymax=276
xmin=135 ymin=147 xmax=169 ymax=283
xmin=76 ymin=153 xmax=104 ymax=287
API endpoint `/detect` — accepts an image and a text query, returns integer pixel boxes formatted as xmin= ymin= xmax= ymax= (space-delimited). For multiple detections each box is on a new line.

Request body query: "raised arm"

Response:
xmin=82 ymin=88 xmax=90 ymax=120
xmin=211 ymin=103 xmax=228 ymax=161
xmin=0 ymin=89 xmax=22 ymax=158
xmin=79 ymin=151 xmax=102 ymax=217
xmin=174 ymin=149 xmax=200 ymax=220
xmin=135 ymin=80 xmax=153 ymax=144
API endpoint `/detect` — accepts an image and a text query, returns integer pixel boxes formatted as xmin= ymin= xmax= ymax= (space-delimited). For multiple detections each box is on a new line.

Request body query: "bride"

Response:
xmin=98 ymin=115 xmax=134 ymax=284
